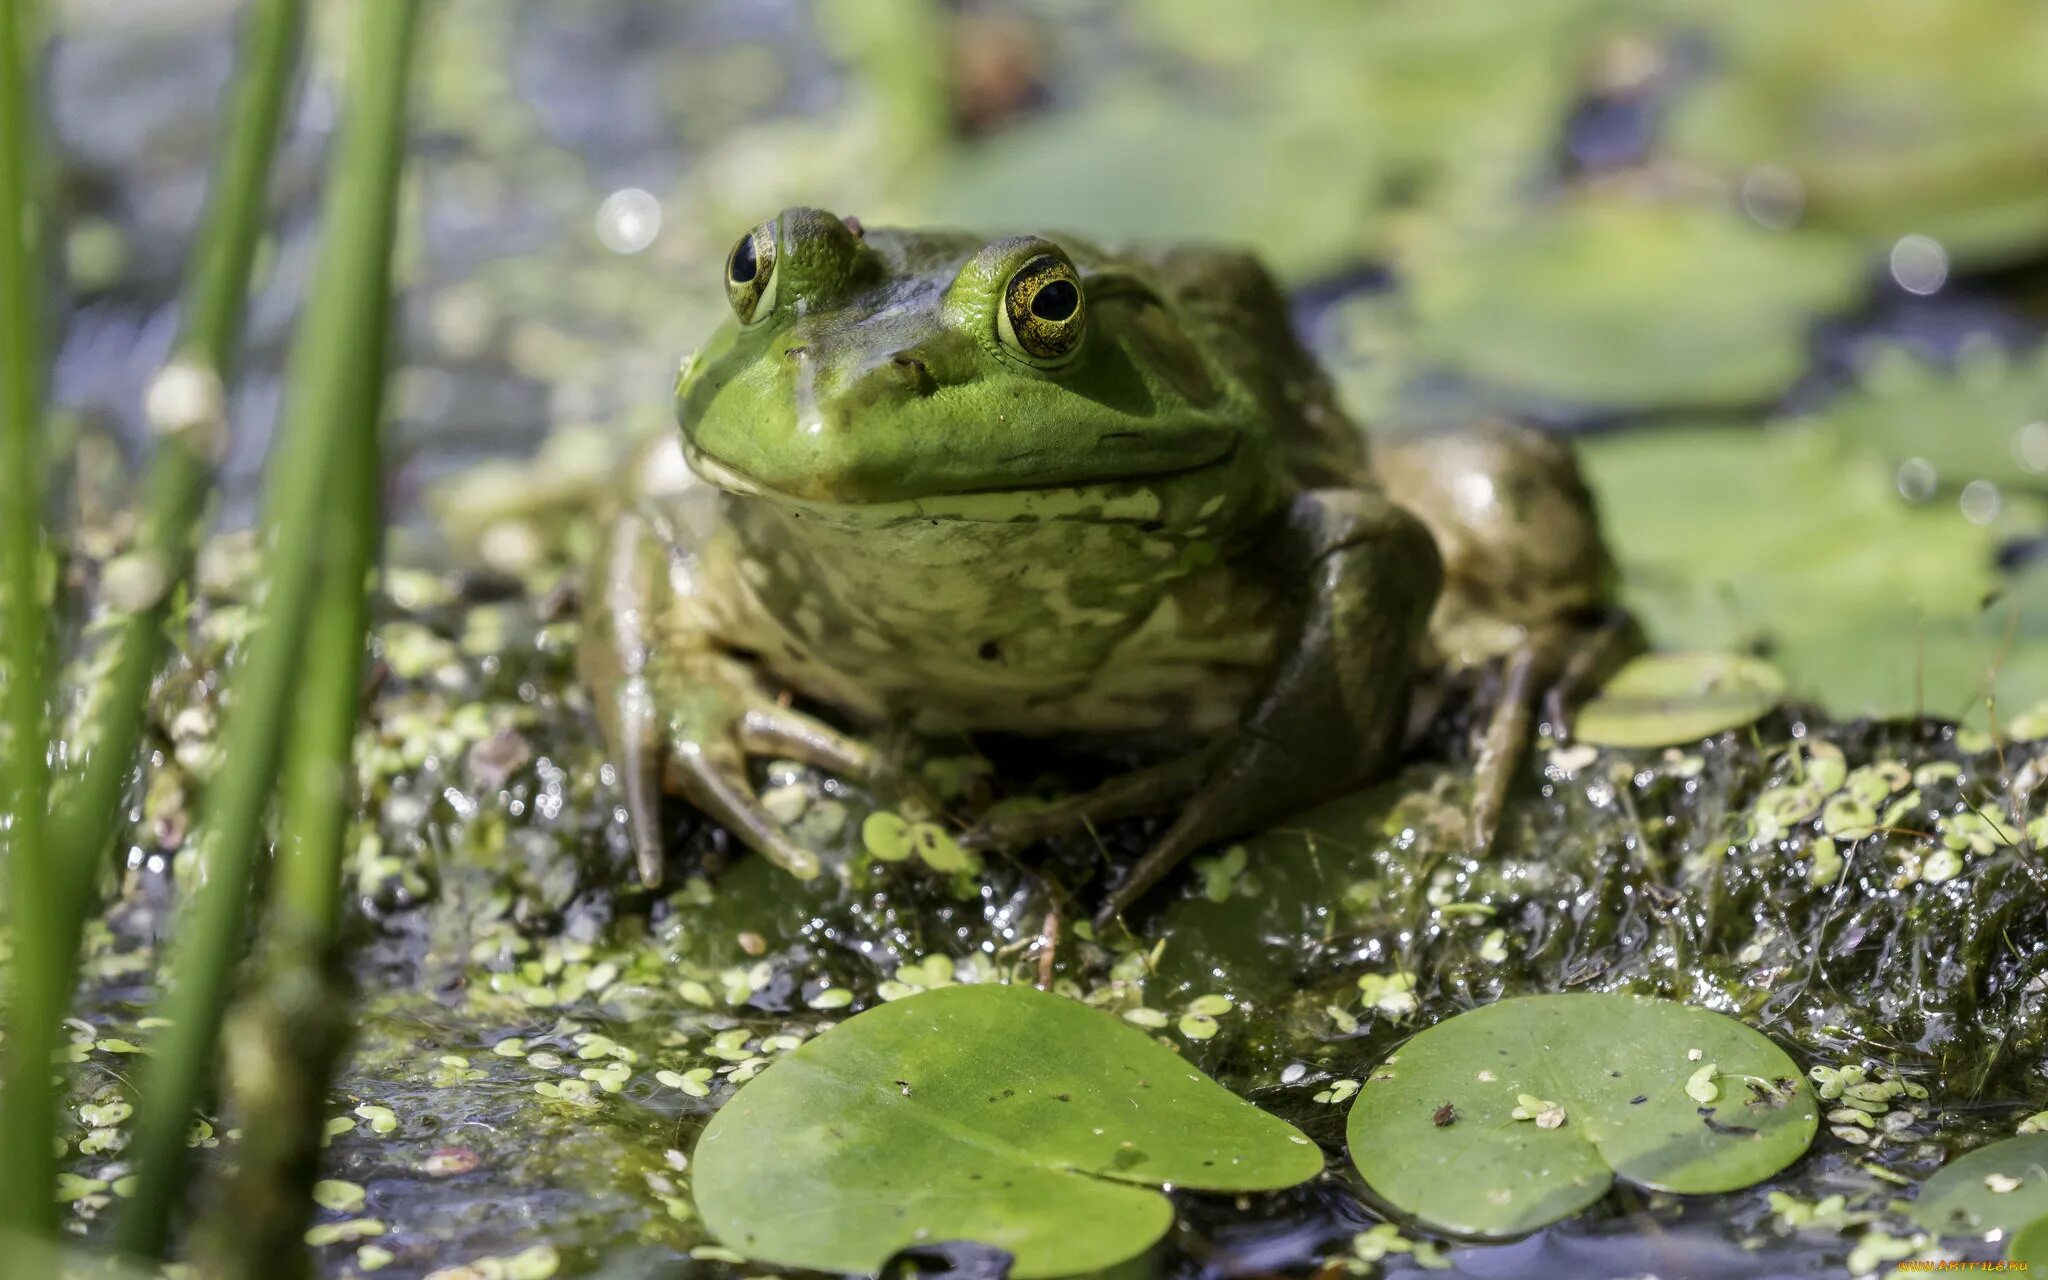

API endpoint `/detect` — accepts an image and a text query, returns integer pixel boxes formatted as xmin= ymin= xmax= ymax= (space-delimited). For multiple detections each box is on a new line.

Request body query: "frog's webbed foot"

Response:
xmin=581 ymin=507 xmax=874 ymax=888
xmin=1097 ymin=488 xmax=1441 ymax=925
xmin=1467 ymin=609 xmax=1643 ymax=853
xmin=959 ymin=751 xmax=1213 ymax=852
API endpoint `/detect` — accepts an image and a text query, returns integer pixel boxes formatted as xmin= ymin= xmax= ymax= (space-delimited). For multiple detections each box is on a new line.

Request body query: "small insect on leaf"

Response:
xmin=1432 ymin=1104 xmax=1457 ymax=1128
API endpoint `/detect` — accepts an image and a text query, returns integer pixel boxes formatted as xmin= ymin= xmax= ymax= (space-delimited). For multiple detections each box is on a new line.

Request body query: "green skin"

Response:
xmin=582 ymin=206 xmax=1621 ymax=919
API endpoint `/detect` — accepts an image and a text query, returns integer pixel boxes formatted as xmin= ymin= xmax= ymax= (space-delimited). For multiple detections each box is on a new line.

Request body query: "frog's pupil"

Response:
xmin=1031 ymin=279 xmax=1078 ymax=322
xmin=730 ymin=234 xmax=758 ymax=284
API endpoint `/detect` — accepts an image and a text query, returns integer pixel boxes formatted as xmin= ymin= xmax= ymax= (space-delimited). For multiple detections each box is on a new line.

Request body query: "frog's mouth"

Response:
xmin=683 ymin=441 xmax=1246 ymax=525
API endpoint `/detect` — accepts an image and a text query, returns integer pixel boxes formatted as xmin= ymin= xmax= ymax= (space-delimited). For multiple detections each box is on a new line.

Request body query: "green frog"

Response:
xmin=581 ymin=207 xmax=1623 ymax=920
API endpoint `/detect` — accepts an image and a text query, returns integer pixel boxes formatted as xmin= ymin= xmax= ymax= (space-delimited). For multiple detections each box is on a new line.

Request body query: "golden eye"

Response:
xmin=724 ymin=222 xmax=779 ymax=326
xmin=998 ymin=253 xmax=1084 ymax=363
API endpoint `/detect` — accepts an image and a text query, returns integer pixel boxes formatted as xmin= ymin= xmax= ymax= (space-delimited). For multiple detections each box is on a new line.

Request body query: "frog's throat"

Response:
xmin=682 ymin=442 xmax=1244 ymax=526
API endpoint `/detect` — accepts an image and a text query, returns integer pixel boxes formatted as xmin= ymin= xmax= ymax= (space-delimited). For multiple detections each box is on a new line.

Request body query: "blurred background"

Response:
xmin=41 ymin=0 xmax=2048 ymax=726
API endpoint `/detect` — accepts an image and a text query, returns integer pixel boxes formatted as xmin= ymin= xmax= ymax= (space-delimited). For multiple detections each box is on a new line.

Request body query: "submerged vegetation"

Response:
xmin=4 ymin=1 xmax=2048 ymax=1277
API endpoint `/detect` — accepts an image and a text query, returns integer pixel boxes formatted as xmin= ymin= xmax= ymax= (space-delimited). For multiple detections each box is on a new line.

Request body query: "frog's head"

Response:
xmin=677 ymin=207 xmax=1278 ymax=519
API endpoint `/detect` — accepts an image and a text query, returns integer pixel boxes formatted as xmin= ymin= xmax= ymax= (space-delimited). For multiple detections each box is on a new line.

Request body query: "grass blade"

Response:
xmin=114 ymin=0 xmax=426 ymax=1258
xmin=0 ymin=0 xmax=59 ymax=1241
xmin=51 ymin=0 xmax=307 ymax=917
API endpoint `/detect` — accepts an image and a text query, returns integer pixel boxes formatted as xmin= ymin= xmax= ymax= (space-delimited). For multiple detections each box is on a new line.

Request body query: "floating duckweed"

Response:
xmin=657 ymin=1067 xmax=715 ymax=1097
xmin=1357 ymin=971 xmax=1419 ymax=1015
xmin=1195 ymin=845 xmax=1250 ymax=901
xmin=305 ymin=1218 xmax=387 ymax=1247
xmin=895 ymin=955 xmax=957 ymax=988
xmin=1922 ymin=848 xmax=1964 ymax=883
xmin=678 ymin=980 xmax=715 ymax=1006
xmin=704 ymin=1030 xmax=755 ymax=1062
xmin=533 ymin=1079 xmax=596 ymax=1103
xmin=1341 ymin=1221 xmax=1445 ymax=1267
xmin=1820 ymin=794 xmax=1877 ymax=840
xmin=1685 ymin=1064 xmax=1721 ymax=1104
xmin=491 ymin=1037 xmax=527 ymax=1058
xmin=1327 ymin=1005 xmax=1360 ymax=1034
xmin=1807 ymin=837 xmax=1845 ymax=886
xmin=807 ymin=987 xmax=854 ymax=1010
xmin=1941 ymin=809 xmax=2017 ymax=854
xmin=1313 ymin=1079 xmax=1361 ymax=1105
xmin=2019 ymin=1112 xmax=2048 ymax=1134
xmin=1178 ymin=1012 xmax=1220 ymax=1040
xmin=313 ymin=1179 xmax=368 ymax=1213
xmin=1187 ymin=993 xmax=1234 ymax=1017
xmin=1509 ymin=1094 xmax=1566 ymax=1129
xmin=1845 ymin=1229 xmax=1924 ymax=1275
xmin=525 ymin=1051 xmax=564 ymax=1070
xmin=1122 ymin=1007 xmax=1170 ymax=1029
xmin=909 ymin=821 xmax=977 ymax=873
xmin=56 ymin=1174 xmax=108 ymax=1203
xmin=1478 ymin=928 xmax=1510 ymax=962
xmin=356 ymin=1244 xmax=396 ymax=1272
xmin=759 ymin=782 xmax=810 ymax=827
xmin=1753 ymin=784 xmax=1828 ymax=840
xmin=862 ymin=811 xmax=913 ymax=861
xmin=580 ymin=1061 xmax=633 ymax=1092
xmin=1914 ymin=761 xmax=1962 ymax=788
xmin=1767 ymin=1191 xmax=1877 ymax=1232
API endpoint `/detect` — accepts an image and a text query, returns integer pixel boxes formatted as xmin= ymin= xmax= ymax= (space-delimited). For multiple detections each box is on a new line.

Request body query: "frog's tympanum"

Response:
xmin=582 ymin=207 xmax=1625 ymax=918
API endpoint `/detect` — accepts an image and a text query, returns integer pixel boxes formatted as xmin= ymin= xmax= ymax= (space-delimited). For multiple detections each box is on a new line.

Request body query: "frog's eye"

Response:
xmin=998 ymin=253 xmax=1084 ymax=364
xmin=724 ymin=222 xmax=779 ymax=327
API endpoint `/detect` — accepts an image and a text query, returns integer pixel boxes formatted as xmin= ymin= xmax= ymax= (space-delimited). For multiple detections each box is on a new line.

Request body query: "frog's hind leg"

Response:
xmin=582 ymin=506 xmax=858 ymax=887
xmin=1098 ymin=488 xmax=1442 ymax=924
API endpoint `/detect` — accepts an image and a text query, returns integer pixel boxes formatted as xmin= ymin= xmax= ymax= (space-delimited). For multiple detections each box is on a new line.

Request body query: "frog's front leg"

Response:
xmin=1095 ymin=488 xmax=1443 ymax=922
xmin=580 ymin=505 xmax=873 ymax=886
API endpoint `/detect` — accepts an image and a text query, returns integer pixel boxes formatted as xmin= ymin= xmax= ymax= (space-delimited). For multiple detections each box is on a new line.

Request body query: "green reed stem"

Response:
xmin=0 ymin=0 xmax=59 ymax=1241
xmin=115 ymin=0 xmax=424 ymax=1258
xmin=51 ymin=0 xmax=305 ymax=920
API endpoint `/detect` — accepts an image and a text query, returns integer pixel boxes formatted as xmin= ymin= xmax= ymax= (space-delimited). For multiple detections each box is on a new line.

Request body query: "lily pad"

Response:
xmin=692 ymin=983 xmax=1323 ymax=1278
xmin=1401 ymin=198 xmax=1864 ymax=412
xmin=1579 ymin=424 xmax=2048 ymax=721
xmin=1346 ymin=994 xmax=1817 ymax=1237
xmin=1910 ymin=1134 xmax=2048 ymax=1238
xmin=1574 ymin=652 xmax=1787 ymax=748
xmin=2012 ymin=1216 xmax=2048 ymax=1268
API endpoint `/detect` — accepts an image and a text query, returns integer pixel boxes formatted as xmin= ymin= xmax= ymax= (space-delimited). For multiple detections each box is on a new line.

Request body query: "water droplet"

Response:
xmin=1960 ymin=479 xmax=2001 ymax=525
xmin=1895 ymin=457 xmax=1938 ymax=502
xmin=595 ymin=188 xmax=662 ymax=255
xmin=2013 ymin=422 xmax=2048 ymax=474
xmin=1889 ymin=234 xmax=1948 ymax=296
xmin=1739 ymin=166 xmax=1804 ymax=230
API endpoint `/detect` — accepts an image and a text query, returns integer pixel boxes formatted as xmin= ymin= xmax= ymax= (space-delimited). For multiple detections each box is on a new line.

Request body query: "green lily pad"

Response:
xmin=2012 ymin=1216 xmax=2048 ymax=1267
xmin=1814 ymin=340 xmax=2048 ymax=494
xmin=1574 ymin=652 xmax=1787 ymax=748
xmin=692 ymin=983 xmax=1323 ymax=1278
xmin=1346 ymin=994 xmax=1817 ymax=1237
xmin=1910 ymin=1134 xmax=2048 ymax=1238
xmin=1402 ymin=199 xmax=1864 ymax=412
xmin=1664 ymin=0 xmax=2048 ymax=266
xmin=1579 ymin=424 xmax=2048 ymax=721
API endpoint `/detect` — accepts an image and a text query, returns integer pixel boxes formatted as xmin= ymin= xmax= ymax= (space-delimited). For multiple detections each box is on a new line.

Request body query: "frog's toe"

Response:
xmin=665 ymin=739 xmax=825 ymax=881
xmin=737 ymin=703 xmax=875 ymax=780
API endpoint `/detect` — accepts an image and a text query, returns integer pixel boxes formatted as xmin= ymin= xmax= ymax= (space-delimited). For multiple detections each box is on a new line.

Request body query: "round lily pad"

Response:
xmin=1346 ymin=994 xmax=1817 ymax=1237
xmin=1402 ymin=199 xmax=1864 ymax=412
xmin=1911 ymin=1134 xmax=2048 ymax=1238
xmin=2012 ymin=1216 xmax=2048 ymax=1268
xmin=1573 ymin=652 xmax=1787 ymax=748
xmin=693 ymin=983 xmax=1323 ymax=1278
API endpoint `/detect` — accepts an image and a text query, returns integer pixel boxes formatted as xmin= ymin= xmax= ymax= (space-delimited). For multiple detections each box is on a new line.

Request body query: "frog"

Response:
xmin=580 ymin=206 xmax=1627 ymax=921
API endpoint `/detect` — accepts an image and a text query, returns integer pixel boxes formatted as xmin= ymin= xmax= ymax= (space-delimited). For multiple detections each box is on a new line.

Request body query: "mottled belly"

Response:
xmin=694 ymin=499 xmax=1286 ymax=743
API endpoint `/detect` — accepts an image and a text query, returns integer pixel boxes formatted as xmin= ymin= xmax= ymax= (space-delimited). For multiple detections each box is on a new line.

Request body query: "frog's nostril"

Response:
xmin=783 ymin=344 xmax=809 ymax=362
xmin=890 ymin=354 xmax=937 ymax=395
